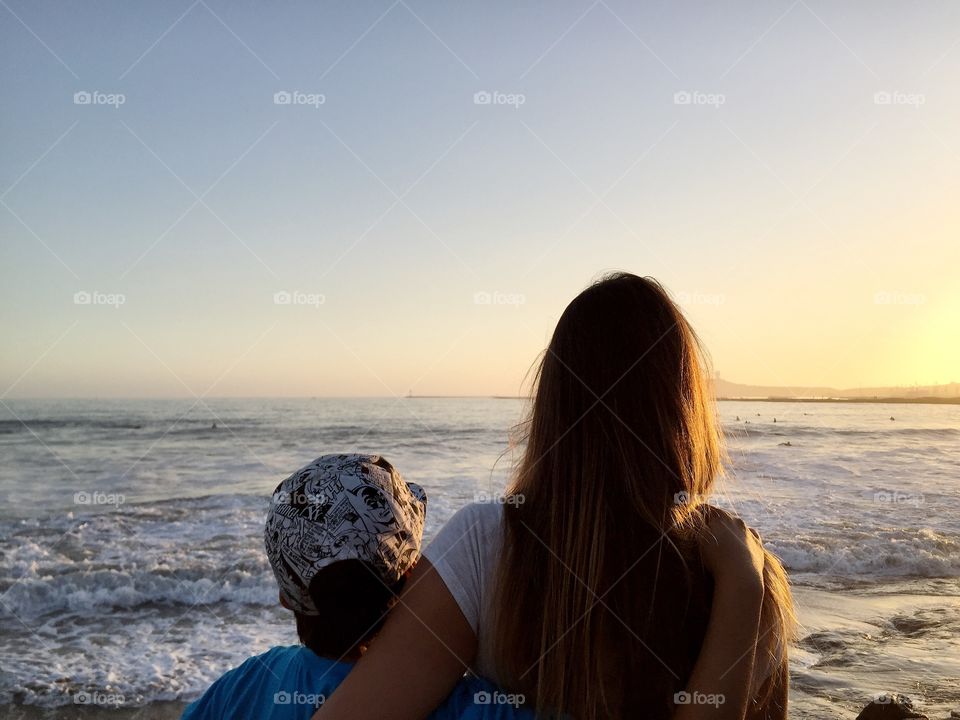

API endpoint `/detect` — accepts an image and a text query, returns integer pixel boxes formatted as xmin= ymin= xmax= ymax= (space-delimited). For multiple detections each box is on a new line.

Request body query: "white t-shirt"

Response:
xmin=423 ymin=502 xmax=781 ymax=693
xmin=422 ymin=502 xmax=505 ymax=684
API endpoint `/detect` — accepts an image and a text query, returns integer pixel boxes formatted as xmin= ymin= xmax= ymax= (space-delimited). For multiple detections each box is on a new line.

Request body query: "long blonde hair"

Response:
xmin=491 ymin=273 xmax=794 ymax=719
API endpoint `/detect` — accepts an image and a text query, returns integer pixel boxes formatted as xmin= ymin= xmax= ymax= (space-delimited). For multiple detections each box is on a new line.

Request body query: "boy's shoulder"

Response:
xmin=181 ymin=646 xmax=350 ymax=720
xmin=182 ymin=644 xmax=534 ymax=720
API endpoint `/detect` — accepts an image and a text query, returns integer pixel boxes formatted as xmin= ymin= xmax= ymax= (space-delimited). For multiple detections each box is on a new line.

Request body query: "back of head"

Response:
xmin=520 ymin=272 xmax=720 ymax=530
xmin=492 ymin=273 xmax=788 ymax=718
xmin=295 ymin=559 xmax=405 ymax=658
xmin=264 ymin=453 xmax=427 ymax=658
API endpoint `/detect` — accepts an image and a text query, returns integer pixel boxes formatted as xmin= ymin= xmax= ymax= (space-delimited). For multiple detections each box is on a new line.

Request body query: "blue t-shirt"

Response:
xmin=182 ymin=645 xmax=531 ymax=720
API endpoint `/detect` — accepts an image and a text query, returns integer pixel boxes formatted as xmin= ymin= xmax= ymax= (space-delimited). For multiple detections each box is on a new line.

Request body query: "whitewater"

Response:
xmin=1 ymin=398 xmax=957 ymax=718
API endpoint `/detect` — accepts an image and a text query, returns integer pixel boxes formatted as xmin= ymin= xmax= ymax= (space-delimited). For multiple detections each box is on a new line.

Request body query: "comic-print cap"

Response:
xmin=265 ymin=454 xmax=427 ymax=615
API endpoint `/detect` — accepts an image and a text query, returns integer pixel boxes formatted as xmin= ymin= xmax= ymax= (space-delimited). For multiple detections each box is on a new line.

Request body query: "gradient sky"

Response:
xmin=1 ymin=0 xmax=958 ymax=398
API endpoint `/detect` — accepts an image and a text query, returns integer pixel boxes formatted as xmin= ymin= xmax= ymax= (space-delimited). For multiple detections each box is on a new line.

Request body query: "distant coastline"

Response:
xmin=712 ymin=379 xmax=960 ymax=405
xmin=404 ymin=395 xmax=524 ymax=400
xmin=716 ymin=396 xmax=960 ymax=405
xmin=404 ymin=395 xmax=960 ymax=405
xmin=403 ymin=383 xmax=960 ymax=407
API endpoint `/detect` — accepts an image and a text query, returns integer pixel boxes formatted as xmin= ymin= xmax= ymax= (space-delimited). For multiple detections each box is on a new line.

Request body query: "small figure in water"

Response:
xmin=889 ymin=416 xmax=895 ymax=421
xmin=778 ymin=441 xmax=791 ymax=447
xmin=212 ymin=422 xmax=218 ymax=430
xmin=735 ymin=416 xmax=740 ymax=421
xmin=773 ymin=418 xmax=777 ymax=423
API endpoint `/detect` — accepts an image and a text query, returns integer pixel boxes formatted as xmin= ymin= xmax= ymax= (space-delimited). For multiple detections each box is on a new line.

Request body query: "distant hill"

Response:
xmin=713 ymin=379 xmax=960 ymax=400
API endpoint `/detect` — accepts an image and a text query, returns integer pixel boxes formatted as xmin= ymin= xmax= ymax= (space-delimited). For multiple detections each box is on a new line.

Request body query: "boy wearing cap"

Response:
xmin=182 ymin=454 xmax=528 ymax=720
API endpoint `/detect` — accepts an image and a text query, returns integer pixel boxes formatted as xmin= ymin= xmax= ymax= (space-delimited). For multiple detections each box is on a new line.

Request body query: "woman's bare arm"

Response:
xmin=312 ymin=558 xmax=476 ymax=720
xmin=674 ymin=577 xmax=763 ymax=720
xmin=674 ymin=509 xmax=766 ymax=720
xmin=314 ymin=509 xmax=770 ymax=720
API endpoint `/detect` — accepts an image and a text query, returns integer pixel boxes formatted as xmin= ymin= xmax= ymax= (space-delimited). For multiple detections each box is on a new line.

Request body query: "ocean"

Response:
xmin=0 ymin=398 xmax=958 ymax=719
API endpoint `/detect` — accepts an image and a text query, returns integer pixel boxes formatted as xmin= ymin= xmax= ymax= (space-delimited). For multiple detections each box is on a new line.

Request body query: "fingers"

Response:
xmin=704 ymin=506 xmax=760 ymax=542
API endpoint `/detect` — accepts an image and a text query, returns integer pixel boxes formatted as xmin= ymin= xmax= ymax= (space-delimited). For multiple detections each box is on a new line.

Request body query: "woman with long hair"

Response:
xmin=313 ymin=273 xmax=794 ymax=720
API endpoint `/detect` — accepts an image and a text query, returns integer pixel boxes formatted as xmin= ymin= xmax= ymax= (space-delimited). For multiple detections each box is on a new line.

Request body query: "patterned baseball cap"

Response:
xmin=264 ymin=453 xmax=427 ymax=615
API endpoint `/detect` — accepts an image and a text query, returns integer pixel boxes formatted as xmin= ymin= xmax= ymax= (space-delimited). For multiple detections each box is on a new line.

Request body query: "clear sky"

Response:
xmin=1 ymin=1 xmax=958 ymax=398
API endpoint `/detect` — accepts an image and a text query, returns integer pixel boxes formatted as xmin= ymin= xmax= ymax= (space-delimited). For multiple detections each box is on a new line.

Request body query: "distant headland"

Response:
xmin=712 ymin=379 xmax=960 ymax=405
xmin=405 ymin=381 xmax=960 ymax=405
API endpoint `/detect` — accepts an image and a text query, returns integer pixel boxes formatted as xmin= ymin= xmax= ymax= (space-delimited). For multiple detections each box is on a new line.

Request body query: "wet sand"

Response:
xmin=791 ymin=585 xmax=960 ymax=719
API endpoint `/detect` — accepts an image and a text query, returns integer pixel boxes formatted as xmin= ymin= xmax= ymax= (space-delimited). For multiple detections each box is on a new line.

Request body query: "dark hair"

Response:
xmin=491 ymin=273 xmax=794 ymax=718
xmin=294 ymin=559 xmax=406 ymax=659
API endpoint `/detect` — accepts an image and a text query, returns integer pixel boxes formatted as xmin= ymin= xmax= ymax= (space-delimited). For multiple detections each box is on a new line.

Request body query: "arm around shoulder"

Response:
xmin=312 ymin=557 xmax=478 ymax=720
